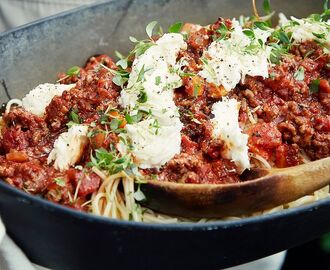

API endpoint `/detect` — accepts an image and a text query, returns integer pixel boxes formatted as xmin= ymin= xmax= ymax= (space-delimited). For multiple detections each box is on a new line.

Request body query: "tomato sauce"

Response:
xmin=0 ymin=18 xmax=329 ymax=211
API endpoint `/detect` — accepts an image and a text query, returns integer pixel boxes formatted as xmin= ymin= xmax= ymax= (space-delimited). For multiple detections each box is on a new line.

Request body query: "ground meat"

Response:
xmin=2 ymin=126 xmax=29 ymax=152
xmin=0 ymin=157 xmax=54 ymax=193
xmin=46 ymin=57 xmax=120 ymax=131
xmin=235 ymin=41 xmax=330 ymax=163
xmin=1 ymin=108 xmax=55 ymax=159
xmin=158 ymin=152 xmax=239 ymax=184
xmin=305 ymin=132 xmax=330 ymax=160
xmin=187 ymin=28 xmax=211 ymax=55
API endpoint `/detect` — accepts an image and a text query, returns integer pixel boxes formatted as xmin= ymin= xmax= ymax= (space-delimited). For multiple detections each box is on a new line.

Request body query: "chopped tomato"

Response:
xmin=319 ymin=79 xmax=330 ymax=94
xmin=248 ymin=122 xmax=282 ymax=160
xmin=206 ymin=82 xmax=226 ymax=99
xmin=67 ymin=169 xmax=101 ymax=197
xmin=6 ymin=150 xmax=29 ymax=162
xmin=183 ymin=75 xmax=205 ymax=97
xmin=275 ymin=144 xmax=300 ymax=168
xmin=90 ymin=132 xmax=106 ymax=149
xmin=181 ymin=134 xmax=198 ymax=154
xmin=249 ymin=122 xmax=282 ymax=149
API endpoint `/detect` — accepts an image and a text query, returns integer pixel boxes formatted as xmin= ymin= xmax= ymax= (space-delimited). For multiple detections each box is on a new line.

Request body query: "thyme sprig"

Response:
xmin=88 ymin=146 xmax=133 ymax=175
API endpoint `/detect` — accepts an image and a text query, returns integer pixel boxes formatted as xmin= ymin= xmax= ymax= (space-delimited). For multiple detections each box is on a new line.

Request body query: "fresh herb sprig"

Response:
xmin=88 ymin=147 xmax=133 ymax=175
xmin=168 ymin=21 xmax=184 ymax=33
xmin=294 ymin=66 xmax=305 ymax=81
xmin=99 ymin=63 xmax=130 ymax=88
xmin=54 ymin=178 xmax=66 ymax=187
xmin=57 ymin=66 xmax=81 ymax=82
xmin=310 ymin=79 xmax=321 ymax=93
xmin=113 ymin=21 xmax=162 ymax=72
xmin=97 ymin=109 xmax=126 ymax=134
xmin=67 ymin=108 xmax=82 ymax=127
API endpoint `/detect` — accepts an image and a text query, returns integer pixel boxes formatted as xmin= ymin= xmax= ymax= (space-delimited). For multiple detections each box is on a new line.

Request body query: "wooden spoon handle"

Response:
xmin=141 ymin=157 xmax=330 ymax=218
xmin=267 ymin=157 xmax=330 ymax=206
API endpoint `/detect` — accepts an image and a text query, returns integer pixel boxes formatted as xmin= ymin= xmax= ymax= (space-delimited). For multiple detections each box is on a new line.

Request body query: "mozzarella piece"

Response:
xmin=283 ymin=16 xmax=330 ymax=45
xmin=22 ymin=83 xmax=75 ymax=116
xmin=125 ymin=119 xmax=183 ymax=169
xmin=47 ymin=125 xmax=88 ymax=171
xmin=119 ymin=33 xmax=186 ymax=168
xmin=211 ymin=98 xmax=250 ymax=172
xmin=199 ymin=20 xmax=272 ymax=91
xmin=120 ymin=33 xmax=186 ymax=125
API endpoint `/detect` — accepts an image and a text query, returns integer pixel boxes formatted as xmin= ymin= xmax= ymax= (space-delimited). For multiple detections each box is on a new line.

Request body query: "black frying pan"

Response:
xmin=0 ymin=0 xmax=328 ymax=269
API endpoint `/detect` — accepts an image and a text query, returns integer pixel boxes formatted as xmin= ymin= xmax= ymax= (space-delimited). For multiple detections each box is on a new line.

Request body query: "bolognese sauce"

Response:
xmin=0 ymin=10 xmax=329 ymax=219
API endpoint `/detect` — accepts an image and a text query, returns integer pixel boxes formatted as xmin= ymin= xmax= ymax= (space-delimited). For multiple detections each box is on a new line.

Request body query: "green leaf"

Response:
xmin=310 ymin=79 xmax=320 ymax=93
xmin=95 ymin=148 xmax=114 ymax=162
xmin=116 ymin=58 xmax=128 ymax=69
xmin=268 ymin=42 xmax=289 ymax=64
xmin=112 ymin=75 xmax=128 ymax=87
xmin=137 ymin=65 xmax=146 ymax=82
xmin=312 ymin=32 xmax=326 ymax=39
xmin=125 ymin=114 xmax=134 ymax=124
xmin=310 ymin=13 xmax=322 ymax=22
xmin=155 ymin=76 xmax=161 ymax=86
xmin=180 ymin=72 xmax=196 ymax=77
xmin=243 ymin=29 xmax=255 ymax=39
xmin=324 ymin=0 xmax=329 ymax=13
xmin=113 ymin=157 xmax=127 ymax=164
xmin=99 ymin=112 xmax=109 ymax=124
xmin=254 ymin=21 xmax=271 ymax=31
xmin=129 ymin=36 xmax=138 ymax=43
xmin=263 ymin=0 xmax=271 ymax=14
xmin=278 ymin=31 xmax=290 ymax=44
xmin=54 ymin=178 xmax=66 ymax=187
xmin=146 ymin=21 xmax=158 ymax=39
xmin=66 ymin=66 xmax=80 ymax=76
xmin=115 ymin=50 xmax=125 ymax=59
xmin=68 ymin=108 xmax=81 ymax=124
xmin=193 ymin=83 xmax=201 ymax=97
xmin=200 ymin=57 xmax=217 ymax=81
xmin=294 ymin=67 xmax=305 ymax=81
xmin=244 ymin=44 xmax=260 ymax=54
xmin=137 ymin=91 xmax=148 ymax=103
xmin=110 ymin=118 xmax=120 ymax=130
xmin=216 ymin=22 xmax=228 ymax=40
xmin=133 ymin=42 xmax=155 ymax=57
xmin=168 ymin=21 xmax=183 ymax=33
xmin=90 ymin=147 xmax=134 ymax=175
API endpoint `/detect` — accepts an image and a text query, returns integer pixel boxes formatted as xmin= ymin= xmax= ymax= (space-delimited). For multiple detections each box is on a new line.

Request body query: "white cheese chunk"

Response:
xmin=22 ymin=83 xmax=75 ymax=116
xmin=47 ymin=125 xmax=88 ymax=171
xmin=125 ymin=119 xmax=183 ymax=169
xmin=283 ymin=16 xmax=330 ymax=45
xmin=211 ymin=98 xmax=250 ymax=172
xmin=199 ymin=20 xmax=272 ymax=92
xmin=119 ymin=33 xmax=186 ymax=168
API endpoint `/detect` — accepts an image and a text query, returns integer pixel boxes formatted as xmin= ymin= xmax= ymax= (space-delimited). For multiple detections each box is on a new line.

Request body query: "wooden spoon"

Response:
xmin=140 ymin=157 xmax=330 ymax=218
